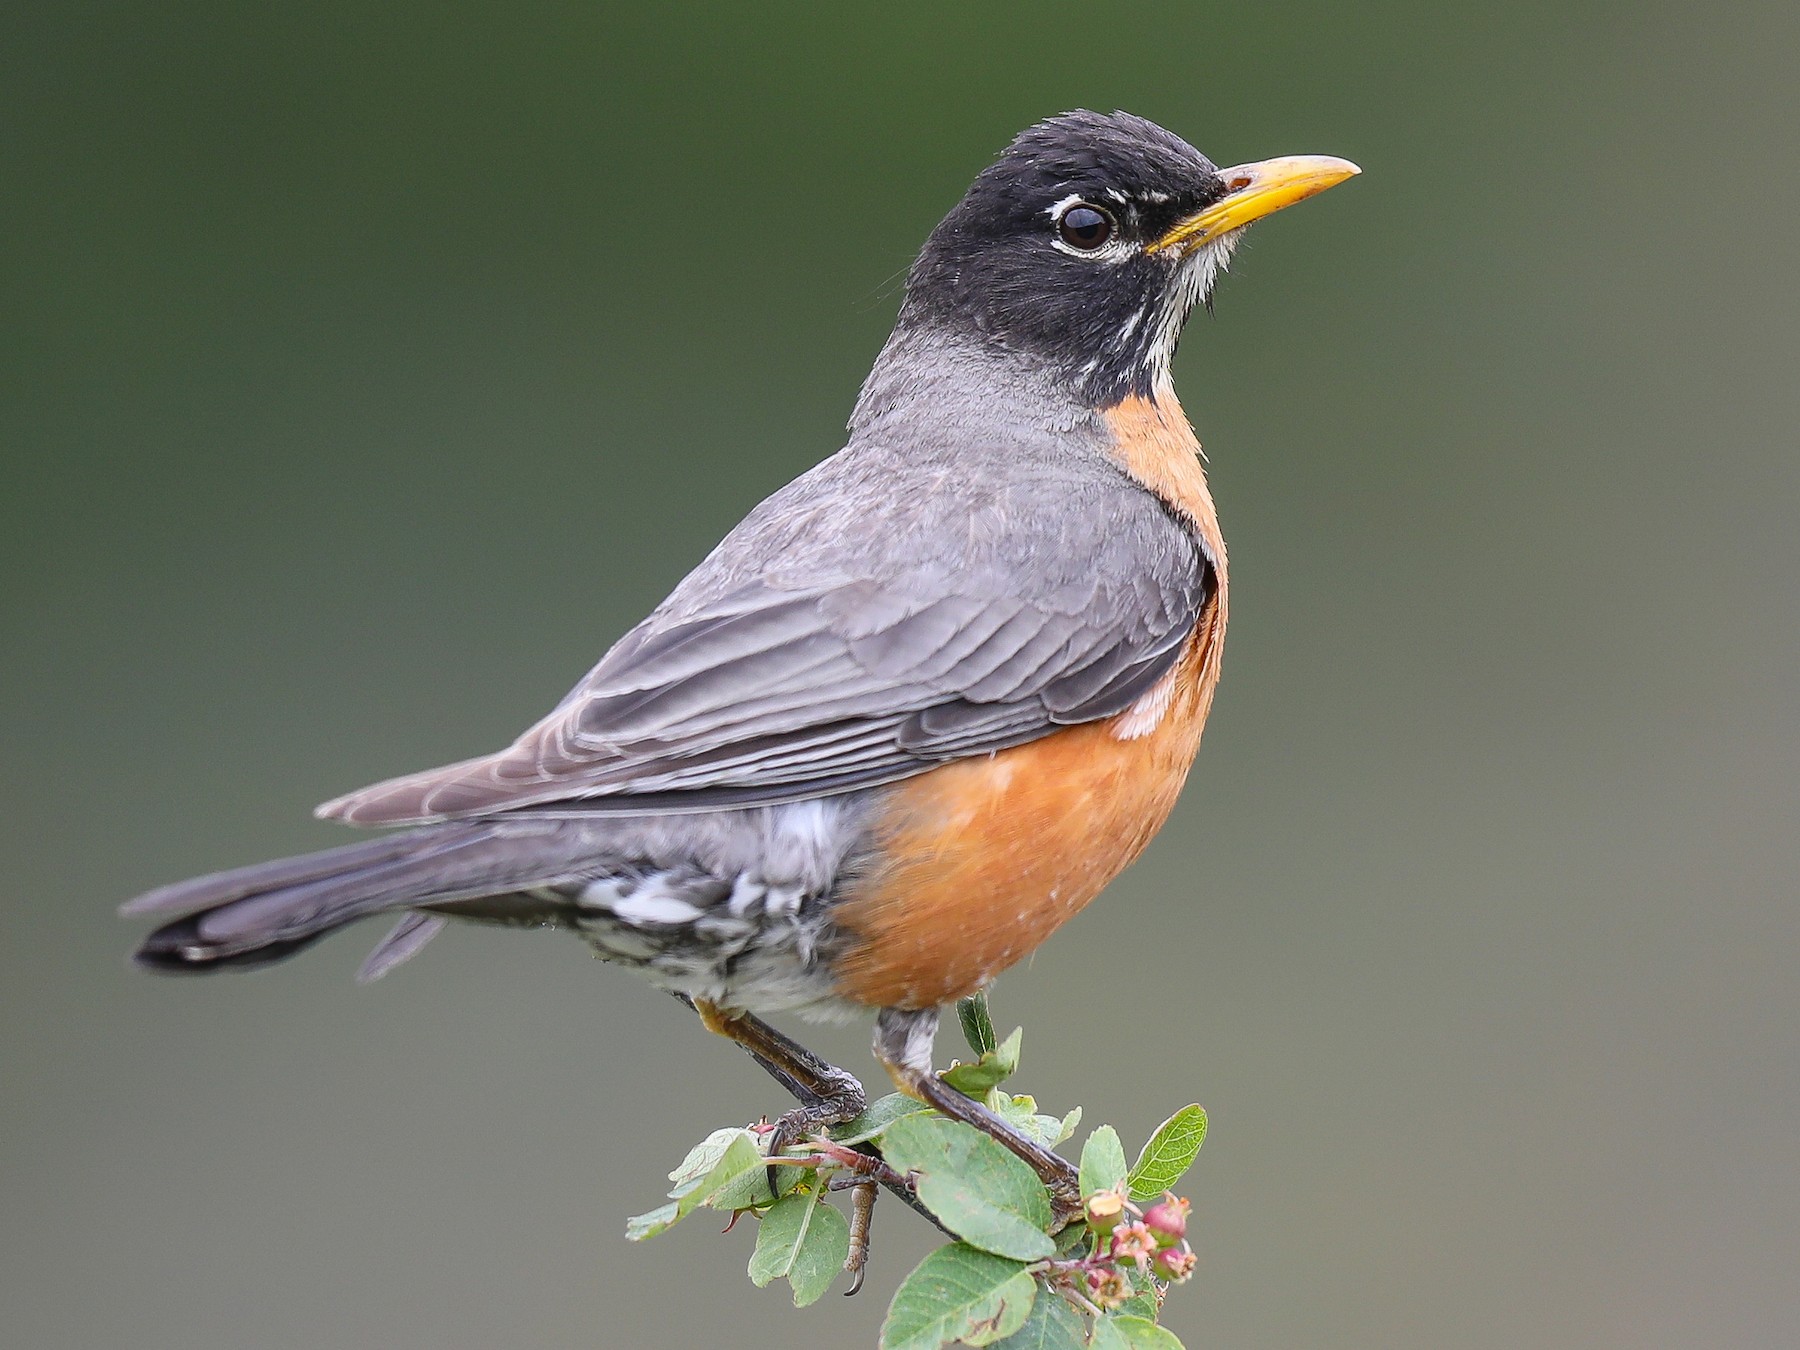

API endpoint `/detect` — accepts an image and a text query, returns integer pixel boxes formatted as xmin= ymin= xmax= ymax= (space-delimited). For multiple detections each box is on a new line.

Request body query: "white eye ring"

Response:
xmin=1056 ymin=202 xmax=1113 ymax=250
xmin=1048 ymin=195 xmax=1131 ymax=262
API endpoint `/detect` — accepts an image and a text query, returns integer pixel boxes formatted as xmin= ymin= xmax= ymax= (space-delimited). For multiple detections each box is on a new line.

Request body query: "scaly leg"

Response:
xmin=844 ymin=1180 xmax=877 ymax=1296
xmin=873 ymin=1006 xmax=1082 ymax=1227
xmin=686 ymin=996 xmax=868 ymax=1148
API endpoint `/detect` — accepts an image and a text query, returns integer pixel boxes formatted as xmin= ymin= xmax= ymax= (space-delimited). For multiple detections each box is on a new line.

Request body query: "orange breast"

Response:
xmin=831 ymin=391 xmax=1228 ymax=1010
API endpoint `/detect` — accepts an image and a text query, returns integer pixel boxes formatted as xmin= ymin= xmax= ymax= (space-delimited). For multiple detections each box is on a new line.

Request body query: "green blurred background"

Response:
xmin=6 ymin=2 xmax=1798 ymax=1346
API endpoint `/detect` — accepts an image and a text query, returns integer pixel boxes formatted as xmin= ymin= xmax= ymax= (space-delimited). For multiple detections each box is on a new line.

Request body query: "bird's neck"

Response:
xmin=850 ymin=319 xmax=1223 ymax=578
xmin=850 ymin=321 xmax=1104 ymax=445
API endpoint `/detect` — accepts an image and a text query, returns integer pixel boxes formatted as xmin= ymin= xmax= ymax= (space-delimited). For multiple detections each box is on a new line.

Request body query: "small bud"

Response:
xmin=1086 ymin=1267 xmax=1132 ymax=1310
xmin=1085 ymin=1188 xmax=1128 ymax=1235
xmin=1110 ymin=1221 xmax=1158 ymax=1270
xmin=1153 ymin=1241 xmax=1198 ymax=1283
xmin=1141 ymin=1192 xmax=1191 ymax=1247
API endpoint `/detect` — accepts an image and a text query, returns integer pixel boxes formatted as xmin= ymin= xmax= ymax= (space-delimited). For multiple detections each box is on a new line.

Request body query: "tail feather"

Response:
xmin=122 ymin=832 xmax=428 ymax=918
xmin=125 ymin=819 xmax=603 ymax=975
xmin=134 ymin=914 xmax=349 ymax=974
xmin=356 ymin=912 xmax=450 ymax=983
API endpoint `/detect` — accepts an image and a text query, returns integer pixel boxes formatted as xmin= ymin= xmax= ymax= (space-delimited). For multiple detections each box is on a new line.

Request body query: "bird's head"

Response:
xmin=899 ymin=110 xmax=1359 ymax=409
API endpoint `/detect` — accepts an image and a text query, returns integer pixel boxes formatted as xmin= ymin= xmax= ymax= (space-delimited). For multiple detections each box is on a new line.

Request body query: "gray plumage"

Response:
xmin=129 ymin=799 xmax=879 ymax=1014
xmin=123 ymin=110 xmax=1242 ymax=1003
xmin=317 ymin=334 xmax=1207 ymax=827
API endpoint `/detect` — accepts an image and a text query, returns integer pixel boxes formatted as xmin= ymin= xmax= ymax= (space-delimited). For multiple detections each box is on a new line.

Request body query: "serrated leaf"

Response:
xmin=750 ymin=1184 xmax=850 ymax=1306
xmin=667 ymin=1128 xmax=750 ymax=1192
xmin=880 ymin=1115 xmax=1055 ymax=1261
xmin=830 ymin=1092 xmax=930 ymax=1146
xmin=1117 ymin=1290 xmax=1161 ymax=1321
xmin=958 ymin=993 xmax=998 ymax=1056
xmin=630 ymin=1126 xmax=770 ymax=1240
xmin=1080 ymin=1125 xmax=1129 ymax=1198
xmin=881 ymin=1244 xmax=1038 ymax=1350
xmin=670 ymin=1129 xmax=771 ymax=1218
xmin=787 ymin=1196 xmax=849 ymax=1306
xmin=988 ymin=1283 xmax=1087 ymax=1348
xmin=942 ymin=1026 xmax=1023 ymax=1095
xmin=1091 ymin=1313 xmax=1184 ymax=1350
xmin=749 ymin=1190 xmax=822 ymax=1288
xmin=1126 ymin=1106 xmax=1207 ymax=1202
xmin=1117 ymin=1268 xmax=1161 ymax=1321
xmin=624 ymin=1200 xmax=680 ymax=1242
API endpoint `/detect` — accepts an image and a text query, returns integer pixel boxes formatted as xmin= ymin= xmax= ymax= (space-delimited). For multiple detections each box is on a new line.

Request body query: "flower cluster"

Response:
xmin=1061 ymin=1187 xmax=1198 ymax=1311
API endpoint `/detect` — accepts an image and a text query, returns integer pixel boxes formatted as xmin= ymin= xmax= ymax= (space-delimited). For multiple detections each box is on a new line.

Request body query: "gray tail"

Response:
xmin=124 ymin=819 xmax=593 ymax=976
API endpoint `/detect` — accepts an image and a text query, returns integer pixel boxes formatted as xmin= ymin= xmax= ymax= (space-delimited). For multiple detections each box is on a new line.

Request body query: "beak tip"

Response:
xmin=1302 ymin=155 xmax=1362 ymax=185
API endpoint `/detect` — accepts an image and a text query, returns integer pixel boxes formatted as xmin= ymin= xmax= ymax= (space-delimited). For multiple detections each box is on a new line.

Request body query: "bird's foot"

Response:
xmin=759 ymin=1088 xmax=866 ymax=1170
xmin=684 ymin=996 xmax=869 ymax=1195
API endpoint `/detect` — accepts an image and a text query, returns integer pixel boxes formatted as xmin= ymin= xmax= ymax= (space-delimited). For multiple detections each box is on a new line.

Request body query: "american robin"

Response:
xmin=126 ymin=110 xmax=1356 ymax=1221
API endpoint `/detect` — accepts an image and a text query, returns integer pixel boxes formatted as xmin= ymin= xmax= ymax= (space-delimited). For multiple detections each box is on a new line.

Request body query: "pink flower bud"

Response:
xmin=1153 ymin=1241 xmax=1198 ymax=1283
xmin=1141 ymin=1193 xmax=1190 ymax=1247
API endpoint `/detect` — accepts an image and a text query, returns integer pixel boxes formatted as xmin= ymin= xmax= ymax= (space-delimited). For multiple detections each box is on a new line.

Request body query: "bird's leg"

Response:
xmin=873 ymin=1006 xmax=1083 ymax=1227
xmin=686 ymin=996 xmax=868 ymax=1151
xmin=678 ymin=995 xmax=947 ymax=1284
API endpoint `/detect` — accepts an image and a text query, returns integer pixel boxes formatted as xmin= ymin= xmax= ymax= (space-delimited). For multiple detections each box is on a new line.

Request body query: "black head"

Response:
xmin=899 ymin=110 xmax=1358 ymax=409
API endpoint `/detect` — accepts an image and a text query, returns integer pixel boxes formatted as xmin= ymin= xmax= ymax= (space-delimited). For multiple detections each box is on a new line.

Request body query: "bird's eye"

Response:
xmin=1056 ymin=204 xmax=1114 ymax=251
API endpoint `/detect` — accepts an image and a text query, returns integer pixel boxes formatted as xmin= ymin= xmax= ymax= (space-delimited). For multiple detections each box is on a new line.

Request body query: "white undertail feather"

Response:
xmin=1110 ymin=666 xmax=1179 ymax=741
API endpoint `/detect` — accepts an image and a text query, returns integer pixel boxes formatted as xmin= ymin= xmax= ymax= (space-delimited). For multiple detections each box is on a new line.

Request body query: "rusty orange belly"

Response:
xmin=831 ymin=616 xmax=1220 ymax=1010
xmin=832 ymin=388 xmax=1227 ymax=1010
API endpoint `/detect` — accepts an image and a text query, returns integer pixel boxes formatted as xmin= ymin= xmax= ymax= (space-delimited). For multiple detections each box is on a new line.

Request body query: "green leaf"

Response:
xmin=1126 ymin=1106 xmax=1207 ymax=1202
xmin=988 ymin=1284 xmax=1087 ymax=1348
xmin=624 ymin=1200 xmax=680 ymax=1242
xmin=629 ymin=1126 xmax=772 ymax=1240
xmin=668 ymin=1128 xmax=772 ymax=1217
xmin=1117 ymin=1290 xmax=1161 ymax=1322
xmin=830 ymin=1092 xmax=930 ymax=1146
xmin=748 ymin=1190 xmax=822 ymax=1288
xmin=667 ymin=1128 xmax=748 ymax=1192
xmin=1079 ymin=1125 xmax=1129 ymax=1198
xmin=1117 ymin=1268 xmax=1161 ymax=1321
xmin=1091 ymin=1313 xmax=1185 ymax=1350
xmin=786 ymin=1197 xmax=849 ymax=1307
xmin=1054 ymin=1224 xmax=1091 ymax=1256
xmin=1053 ymin=1106 xmax=1083 ymax=1147
xmin=881 ymin=1244 xmax=1038 ymax=1350
xmin=958 ymin=993 xmax=998 ymax=1056
xmin=751 ymin=1185 xmax=852 ymax=1306
xmin=879 ymin=1115 xmax=1055 ymax=1261
xmin=994 ymin=1094 xmax=1073 ymax=1149
xmin=942 ymin=1026 xmax=1023 ymax=1095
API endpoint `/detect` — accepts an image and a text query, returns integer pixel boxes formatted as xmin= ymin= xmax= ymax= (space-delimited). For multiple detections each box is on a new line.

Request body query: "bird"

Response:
xmin=124 ymin=110 xmax=1357 ymax=1217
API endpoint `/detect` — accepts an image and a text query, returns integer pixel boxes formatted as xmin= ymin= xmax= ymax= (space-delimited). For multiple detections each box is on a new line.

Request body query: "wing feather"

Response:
xmin=319 ymin=443 xmax=1212 ymax=826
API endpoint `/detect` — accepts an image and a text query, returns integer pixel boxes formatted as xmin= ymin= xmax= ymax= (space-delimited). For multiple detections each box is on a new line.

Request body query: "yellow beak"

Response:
xmin=1147 ymin=154 xmax=1361 ymax=255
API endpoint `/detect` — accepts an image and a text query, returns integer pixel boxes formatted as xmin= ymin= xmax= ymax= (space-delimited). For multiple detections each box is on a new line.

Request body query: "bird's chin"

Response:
xmin=1184 ymin=229 xmax=1243 ymax=301
xmin=1144 ymin=232 xmax=1244 ymax=388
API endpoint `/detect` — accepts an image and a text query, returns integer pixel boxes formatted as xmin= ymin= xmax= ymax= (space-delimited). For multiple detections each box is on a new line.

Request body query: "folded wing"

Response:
xmin=319 ymin=445 xmax=1212 ymax=825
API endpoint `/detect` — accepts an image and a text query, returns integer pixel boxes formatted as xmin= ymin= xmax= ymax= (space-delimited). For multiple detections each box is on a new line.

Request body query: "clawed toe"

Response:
xmin=759 ymin=1101 xmax=844 ymax=1190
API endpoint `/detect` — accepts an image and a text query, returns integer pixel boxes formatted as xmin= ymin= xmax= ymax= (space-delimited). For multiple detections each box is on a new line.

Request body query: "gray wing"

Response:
xmin=319 ymin=443 xmax=1211 ymax=825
